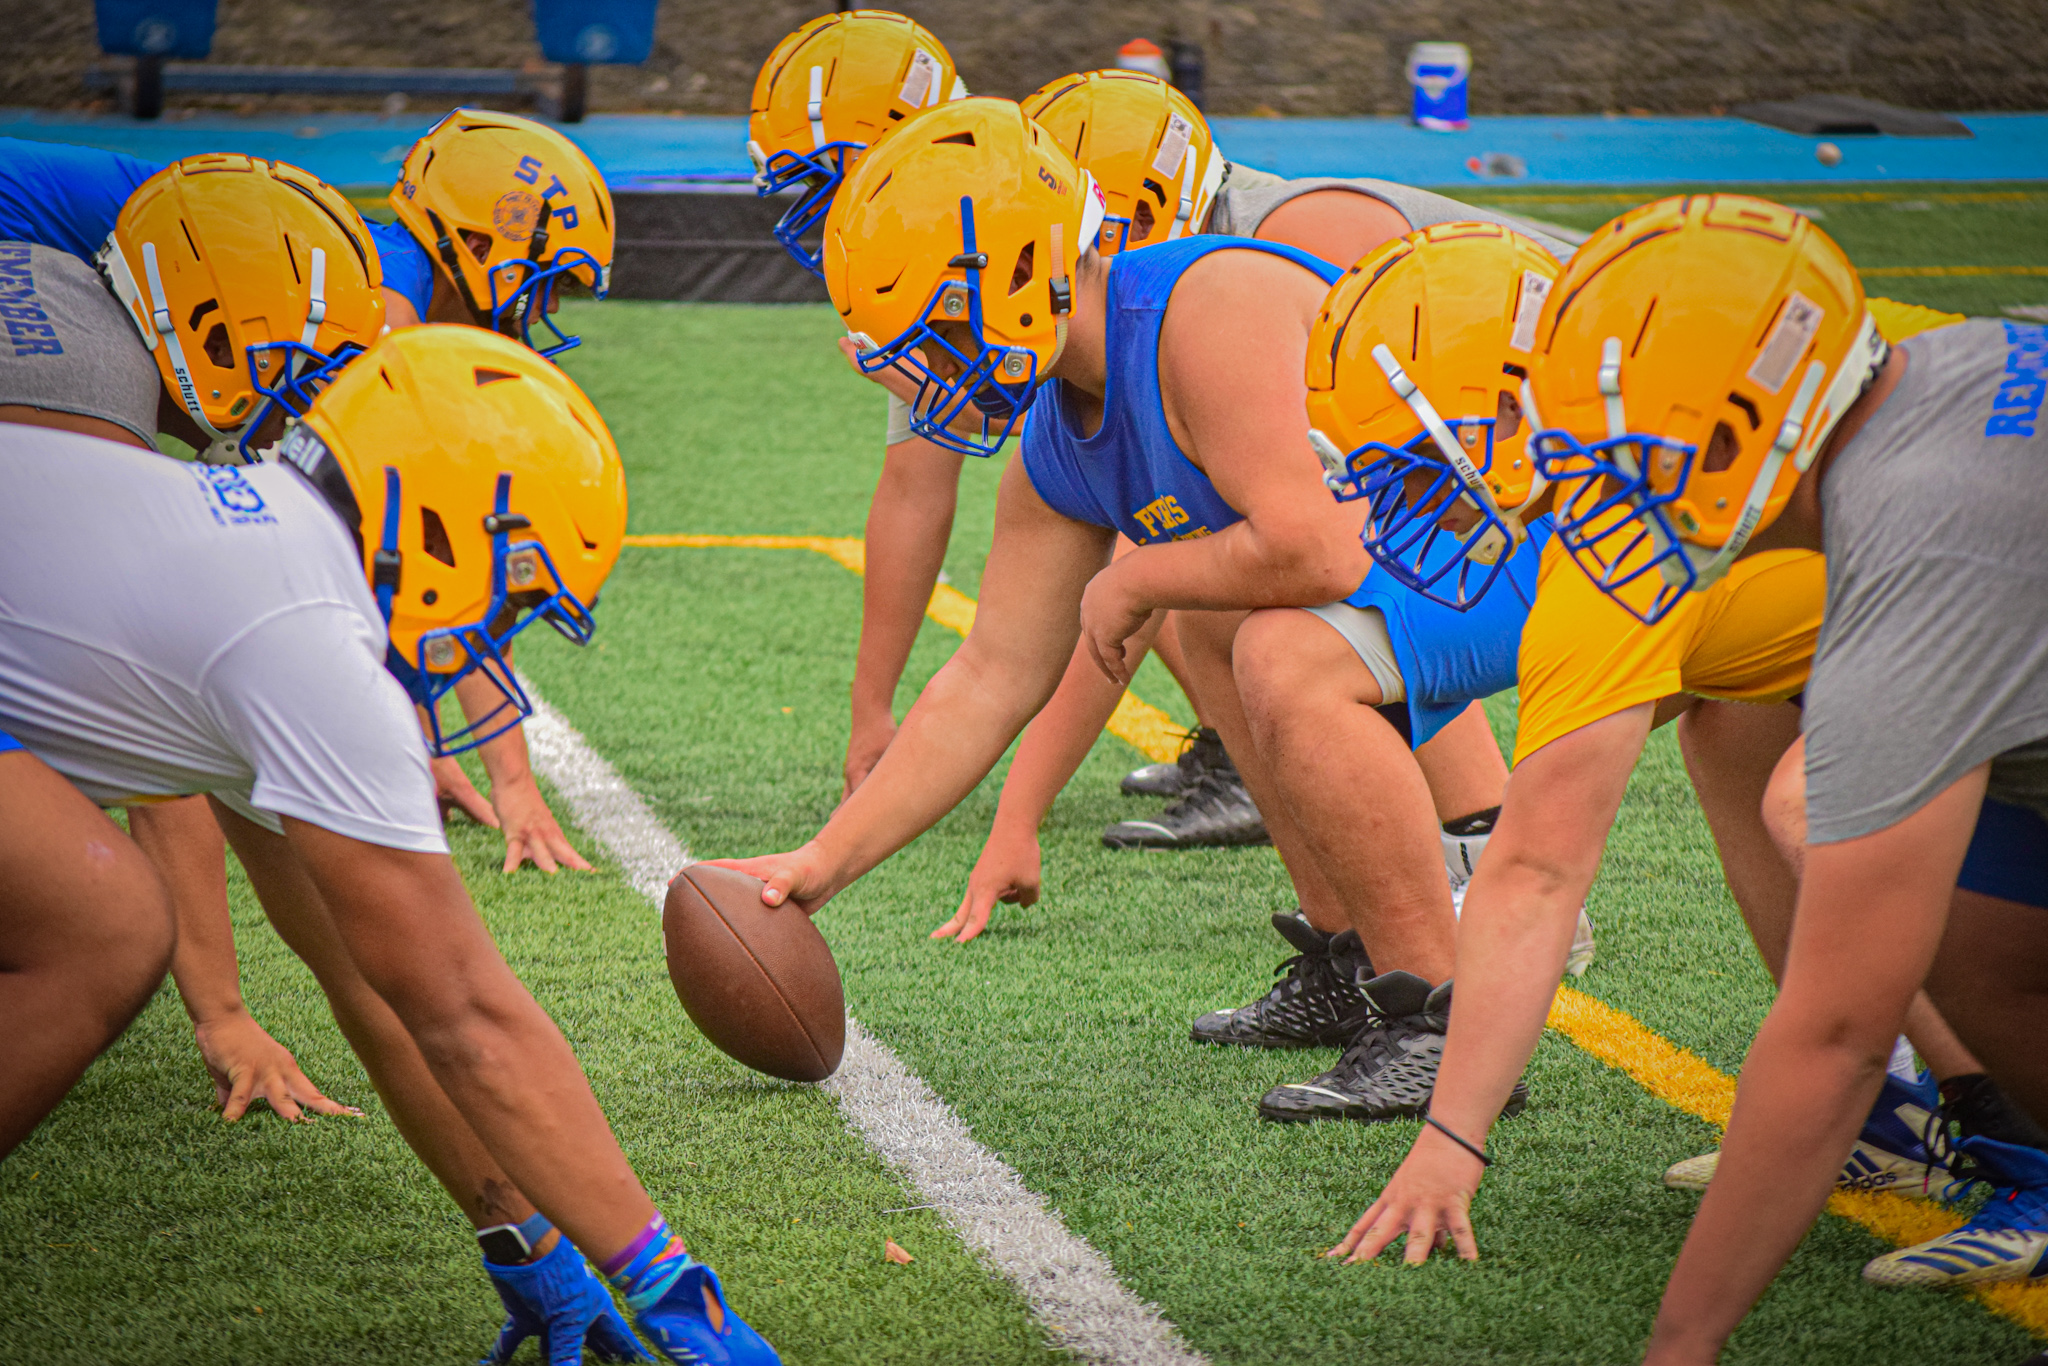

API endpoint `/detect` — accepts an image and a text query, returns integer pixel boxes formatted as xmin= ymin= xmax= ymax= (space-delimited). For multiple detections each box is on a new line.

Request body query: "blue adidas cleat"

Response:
xmin=1864 ymin=1134 xmax=2048 ymax=1288
xmin=482 ymin=1234 xmax=649 ymax=1365
xmin=634 ymin=1260 xmax=780 ymax=1365
xmin=1665 ymin=1069 xmax=1946 ymax=1193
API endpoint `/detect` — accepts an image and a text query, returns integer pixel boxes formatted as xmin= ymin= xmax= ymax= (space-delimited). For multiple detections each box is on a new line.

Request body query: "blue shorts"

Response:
xmin=0 ymin=726 xmax=21 ymax=755
xmin=1957 ymin=798 xmax=2048 ymax=910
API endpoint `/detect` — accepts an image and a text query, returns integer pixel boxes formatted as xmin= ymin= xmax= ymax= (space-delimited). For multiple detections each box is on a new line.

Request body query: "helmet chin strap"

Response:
xmin=1371 ymin=342 xmax=1521 ymax=563
xmin=142 ymin=241 xmax=235 ymax=450
xmin=807 ymin=66 xmax=827 ymax=152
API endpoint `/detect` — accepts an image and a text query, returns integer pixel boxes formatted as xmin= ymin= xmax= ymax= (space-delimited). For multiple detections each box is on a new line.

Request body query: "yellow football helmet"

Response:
xmin=1529 ymin=194 xmax=1885 ymax=623
xmin=748 ymin=10 xmax=964 ymax=276
xmin=1020 ymin=70 xmax=1224 ymax=255
xmin=96 ymin=154 xmax=384 ymax=462
xmin=387 ymin=110 xmax=613 ymax=357
xmin=1306 ymin=222 xmax=1562 ymax=609
xmin=825 ymin=97 xmax=1107 ymax=457
xmin=276 ymin=324 xmax=627 ymax=754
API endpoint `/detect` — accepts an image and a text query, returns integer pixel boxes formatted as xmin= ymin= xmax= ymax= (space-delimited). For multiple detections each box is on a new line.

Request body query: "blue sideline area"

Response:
xmin=2 ymin=107 xmax=2043 ymax=189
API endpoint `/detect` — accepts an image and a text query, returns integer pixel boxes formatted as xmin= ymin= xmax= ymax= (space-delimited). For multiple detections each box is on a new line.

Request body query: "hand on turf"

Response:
xmin=194 ymin=1010 xmax=362 ymax=1123
xmin=433 ymin=754 xmax=502 ymax=829
xmin=842 ymin=713 xmax=897 ymax=801
xmin=1327 ymin=1127 xmax=1485 ymax=1265
xmin=933 ymin=825 xmax=1042 ymax=943
xmin=702 ymin=844 xmax=838 ymax=917
xmin=492 ymin=774 xmax=594 ymax=875
xmin=1078 ymin=567 xmax=1154 ymax=688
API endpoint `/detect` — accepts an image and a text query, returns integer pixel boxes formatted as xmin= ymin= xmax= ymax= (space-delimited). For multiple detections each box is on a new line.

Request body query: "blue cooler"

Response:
xmin=1407 ymin=42 xmax=1470 ymax=132
xmin=533 ymin=0 xmax=658 ymax=66
xmin=94 ymin=0 xmax=216 ymax=58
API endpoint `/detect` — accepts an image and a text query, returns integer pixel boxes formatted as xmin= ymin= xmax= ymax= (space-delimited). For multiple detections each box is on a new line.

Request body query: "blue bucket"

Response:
xmin=94 ymin=0 xmax=217 ymax=59
xmin=1407 ymin=42 xmax=1471 ymax=132
xmin=533 ymin=0 xmax=658 ymax=66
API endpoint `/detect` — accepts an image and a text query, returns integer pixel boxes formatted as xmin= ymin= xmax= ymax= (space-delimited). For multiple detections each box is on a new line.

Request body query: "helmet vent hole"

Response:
xmin=1495 ymin=390 xmax=1523 ymax=441
xmin=934 ymin=131 xmax=976 ymax=147
xmin=421 ymin=507 xmax=456 ymax=567
xmin=473 ymin=368 xmax=519 ymax=387
xmin=461 ymin=230 xmax=492 ymax=263
xmin=1410 ymin=304 xmax=1421 ymax=361
xmin=379 ymin=368 xmax=396 ymax=390
xmin=1728 ymin=392 xmax=1762 ymax=430
xmin=1141 ymin=177 xmax=1167 ymax=207
xmin=188 ymin=299 xmax=219 ymax=333
xmin=201 ymin=323 xmax=234 ymax=370
xmin=179 ymin=219 xmax=201 ymax=262
xmin=1008 ymin=241 xmax=1035 ymax=295
xmin=283 ymin=236 xmax=302 ymax=285
xmin=874 ymin=266 xmax=905 ymax=297
xmin=1131 ymin=200 xmax=1156 ymax=242
xmin=865 ymin=170 xmax=894 ymax=204
xmin=1704 ymin=421 xmax=1742 ymax=474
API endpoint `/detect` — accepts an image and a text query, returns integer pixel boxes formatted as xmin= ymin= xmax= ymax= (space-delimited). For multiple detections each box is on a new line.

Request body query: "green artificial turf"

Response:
xmin=1456 ymin=181 xmax=2048 ymax=317
xmin=7 ymin=184 xmax=2044 ymax=1364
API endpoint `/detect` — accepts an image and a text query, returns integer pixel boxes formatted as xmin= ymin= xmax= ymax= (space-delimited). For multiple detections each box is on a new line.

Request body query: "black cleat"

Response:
xmin=1104 ymin=768 xmax=1269 ymax=849
xmin=1121 ymin=726 xmax=1228 ymax=797
xmin=1256 ymin=972 xmax=1530 ymax=1123
xmin=1191 ymin=913 xmax=1376 ymax=1049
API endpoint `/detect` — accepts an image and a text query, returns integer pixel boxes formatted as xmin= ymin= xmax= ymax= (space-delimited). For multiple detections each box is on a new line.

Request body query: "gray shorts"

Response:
xmin=1300 ymin=600 xmax=1407 ymax=704
xmin=0 ymin=242 xmax=158 ymax=449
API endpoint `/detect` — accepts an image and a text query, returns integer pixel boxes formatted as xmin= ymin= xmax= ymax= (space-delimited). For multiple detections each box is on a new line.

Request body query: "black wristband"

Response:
xmin=1424 ymin=1113 xmax=1493 ymax=1167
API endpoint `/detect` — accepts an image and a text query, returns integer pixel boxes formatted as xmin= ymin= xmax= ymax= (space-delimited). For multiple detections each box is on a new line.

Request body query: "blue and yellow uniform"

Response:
xmin=1022 ymin=234 xmax=1542 ymax=748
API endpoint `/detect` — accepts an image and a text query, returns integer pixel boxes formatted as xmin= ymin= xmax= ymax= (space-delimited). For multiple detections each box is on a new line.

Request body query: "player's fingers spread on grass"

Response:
xmin=1330 ymin=1196 xmax=1402 ymax=1263
xmin=433 ymin=756 xmax=502 ymax=828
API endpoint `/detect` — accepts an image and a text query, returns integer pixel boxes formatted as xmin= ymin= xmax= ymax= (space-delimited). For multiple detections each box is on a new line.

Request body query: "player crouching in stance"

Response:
xmin=717 ymin=98 xmax=1546 ymax=1123
xmin=0 ymin=327 xmax=777 ymax=1364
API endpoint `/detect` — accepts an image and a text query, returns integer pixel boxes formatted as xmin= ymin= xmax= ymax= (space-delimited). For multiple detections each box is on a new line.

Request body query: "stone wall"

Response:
xmin=6 ymin=0 xmax=2044 ymax=116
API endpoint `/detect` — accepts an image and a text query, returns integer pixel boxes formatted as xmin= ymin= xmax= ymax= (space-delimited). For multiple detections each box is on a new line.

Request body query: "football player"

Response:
xmin=0 ymin=152 xmax=390 ymax=1123
xmin=1327 ymin=197 xmax=2048 ymax=1347
xmin=0 ymin=326 xmax=777 ymax=1365
xmin=715 ymin=98 xmax=1557 ymax=1122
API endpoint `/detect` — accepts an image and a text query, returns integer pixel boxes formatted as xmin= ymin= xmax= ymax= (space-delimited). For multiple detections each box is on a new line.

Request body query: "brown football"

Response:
xmin=661 ymin=864 xmax=845 ymax=1082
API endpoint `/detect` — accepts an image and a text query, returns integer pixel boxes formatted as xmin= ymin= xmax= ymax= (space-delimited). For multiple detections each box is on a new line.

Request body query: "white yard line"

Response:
xmin=520 ymin=680 xmax=1210 ymax=1366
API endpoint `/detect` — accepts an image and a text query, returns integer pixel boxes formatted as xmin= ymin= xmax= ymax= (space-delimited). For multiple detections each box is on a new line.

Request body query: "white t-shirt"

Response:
xmin=0 ymin=425 xmax=446 ymax=852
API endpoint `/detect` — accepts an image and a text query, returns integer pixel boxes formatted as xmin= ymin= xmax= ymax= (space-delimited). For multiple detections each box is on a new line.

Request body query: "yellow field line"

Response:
xmin=621 ymin=533 xmax=1185 ymax=763
xmin=633 ymin=529 xmax=2044 ymax=1336
xmin=1548 ymin=986 xmax=2048 ymax=1335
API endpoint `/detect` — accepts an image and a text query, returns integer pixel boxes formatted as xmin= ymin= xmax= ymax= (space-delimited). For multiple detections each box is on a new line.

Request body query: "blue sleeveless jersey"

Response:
xmin=0 ymin=138 xmax=160 ymax=262
xmin=366 ymin=219 xmax=435 ymax=320
xmin=1020 ymin=232 xmax=1540 ymax=749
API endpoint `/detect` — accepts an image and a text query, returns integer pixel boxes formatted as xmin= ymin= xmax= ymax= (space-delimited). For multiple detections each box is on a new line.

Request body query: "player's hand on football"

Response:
xmin=1078 ymin=568 xmax=1155 ymax=688
xmin=702 ymin=844 xmax=838 ymax=917
xmin=933 ymin=825 xmax=1042 ymax=943
xmin=193 ymin=1009 xmax=362 ymax=1123
xmin=491 ymin=774 xmax=593 ymax=875
xmin=1327 ymin=1127 xmax=1485 ymax=1265
xmin=433 ymin=753 xmax=502 ymax=829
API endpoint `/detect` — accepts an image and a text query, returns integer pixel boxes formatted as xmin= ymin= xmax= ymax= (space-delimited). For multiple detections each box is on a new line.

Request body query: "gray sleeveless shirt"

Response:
xmin=1206 ymin=164 xmax=1582 ymax=263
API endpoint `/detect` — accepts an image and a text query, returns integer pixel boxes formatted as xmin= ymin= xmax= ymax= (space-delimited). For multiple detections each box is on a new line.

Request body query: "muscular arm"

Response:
xmin=1079 ymin=250 xmax=1370 ymax=682
xmin=846 ymin=435 xmax=967 ymax=795
xmin=717 ymin=456 xmax=1114 ymax=912
xmin=1332 ymin=703 xmax=1651 ymax=1262
xmin=1646 ymin=768 xmax=1986 ymax=1365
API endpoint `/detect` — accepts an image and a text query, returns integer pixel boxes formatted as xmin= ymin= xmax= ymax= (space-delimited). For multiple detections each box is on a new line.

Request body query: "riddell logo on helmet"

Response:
xmin=1037 ymin=166 xmax=1067 ymax=195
